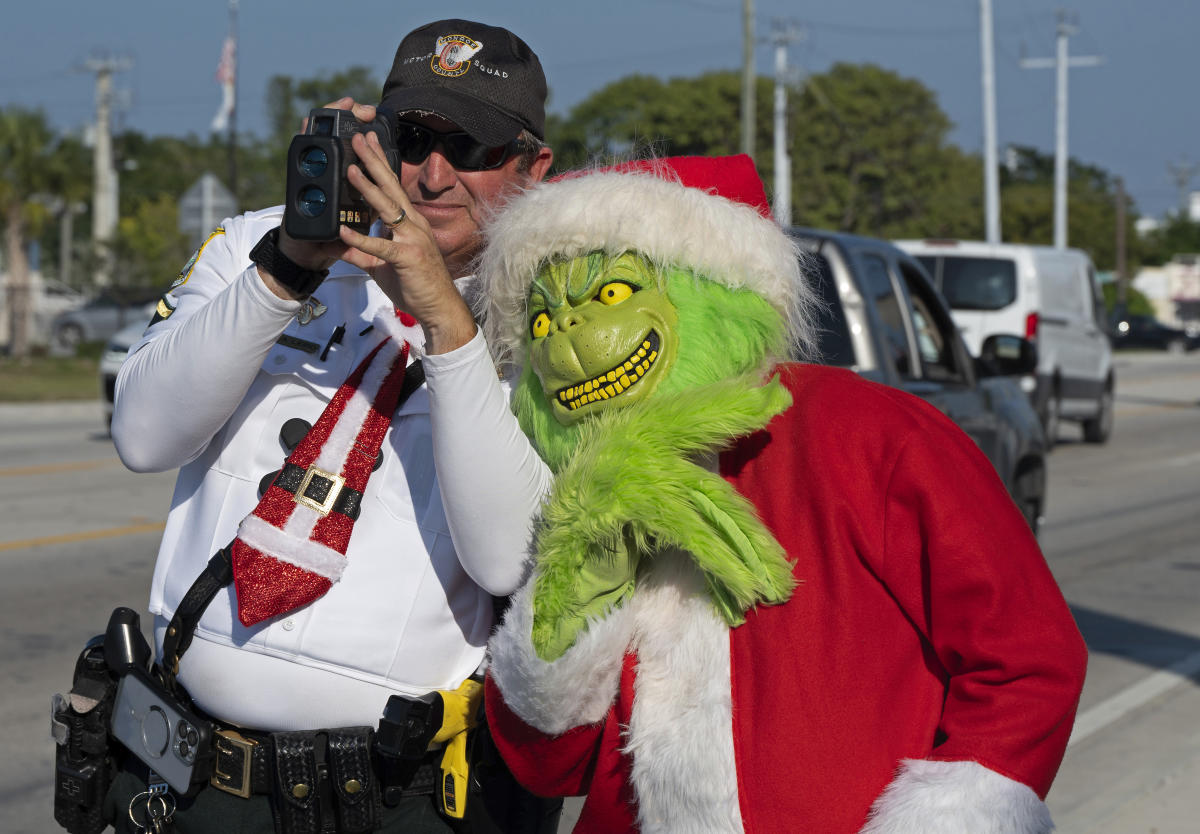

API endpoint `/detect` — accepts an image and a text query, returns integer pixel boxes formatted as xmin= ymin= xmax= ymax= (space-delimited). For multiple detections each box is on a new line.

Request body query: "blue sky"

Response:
xmin=1 ymin=0 xmax=1193 ymax=221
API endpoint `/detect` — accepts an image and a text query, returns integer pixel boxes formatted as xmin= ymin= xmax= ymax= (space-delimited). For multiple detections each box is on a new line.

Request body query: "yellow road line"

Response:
xmin=0 ymin=459 xmax=119 ymax=477
xmin=0 ymin=522 xmax=165 ymax=552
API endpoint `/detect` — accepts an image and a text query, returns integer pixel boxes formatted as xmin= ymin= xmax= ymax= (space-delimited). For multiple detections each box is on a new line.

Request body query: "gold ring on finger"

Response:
xmin=384 ymin=209 xmax=407 ymax=229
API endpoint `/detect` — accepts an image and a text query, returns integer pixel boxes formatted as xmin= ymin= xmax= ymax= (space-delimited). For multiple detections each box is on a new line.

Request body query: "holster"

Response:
xmin=51 ymin=638 xmax=117 ymax=834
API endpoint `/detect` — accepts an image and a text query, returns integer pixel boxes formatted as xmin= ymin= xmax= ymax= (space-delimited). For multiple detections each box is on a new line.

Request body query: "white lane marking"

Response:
xmin=1068 ymin=650 xmax=1200 ymax=748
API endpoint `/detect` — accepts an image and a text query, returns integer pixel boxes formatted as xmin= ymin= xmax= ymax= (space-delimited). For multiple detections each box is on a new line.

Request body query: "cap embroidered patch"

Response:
xmin=432 ymin=34 xmax=482 ymax=77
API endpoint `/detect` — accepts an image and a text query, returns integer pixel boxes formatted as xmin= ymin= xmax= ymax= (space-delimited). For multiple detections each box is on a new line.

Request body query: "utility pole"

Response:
xmin=770 ymin=21 xmax=803 ymax=227
xmin=1020 ymin=10 xmax=1102 ymax=249
xmin=59 ymin=202 xmax=86 ymax=288
xmin=740 ymin=0 xmax=756 ymax=160
xmin=1167 ymin=160 xmax=1198 ymax=217
xmin=980 ymin=0 xmax=1001 ymax=243
xmin=1115 ymin=176 xmax=1127 ymax=308
xmin=84 ymin=55 xmax=130 ymax=288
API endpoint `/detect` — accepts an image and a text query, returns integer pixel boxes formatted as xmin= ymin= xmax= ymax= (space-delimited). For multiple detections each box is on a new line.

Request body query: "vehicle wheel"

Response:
xmin=1040 ymin=393 xmax=1060 ymax=448
xmin=56 ymin=323 xmax=84 ymax=351
xmin=1082 ymin=385 xmax=1114 ymax=444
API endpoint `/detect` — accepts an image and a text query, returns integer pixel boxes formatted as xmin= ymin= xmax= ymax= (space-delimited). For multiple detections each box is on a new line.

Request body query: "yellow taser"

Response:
xmin=432 ymin=678 xmax=483 ymax=819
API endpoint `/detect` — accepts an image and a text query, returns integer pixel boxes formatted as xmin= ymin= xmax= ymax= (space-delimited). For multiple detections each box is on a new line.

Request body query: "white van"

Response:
xmin=894 ymin=240 xmax=1113 ymax=444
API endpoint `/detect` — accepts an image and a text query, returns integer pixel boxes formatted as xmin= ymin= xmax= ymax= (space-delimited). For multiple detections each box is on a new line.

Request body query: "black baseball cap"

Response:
xmin=380 ymin=19 xmax=547 ymax=146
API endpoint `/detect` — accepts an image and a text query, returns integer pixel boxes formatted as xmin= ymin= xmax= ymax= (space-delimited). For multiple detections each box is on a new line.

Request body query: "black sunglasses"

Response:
xmin=394 ymin=121 xmax=529 ymax=171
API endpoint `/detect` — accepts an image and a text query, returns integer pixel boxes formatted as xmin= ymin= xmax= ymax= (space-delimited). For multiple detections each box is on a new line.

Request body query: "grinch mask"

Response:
xmin=528 ymin=252 xmax=678 ymax=425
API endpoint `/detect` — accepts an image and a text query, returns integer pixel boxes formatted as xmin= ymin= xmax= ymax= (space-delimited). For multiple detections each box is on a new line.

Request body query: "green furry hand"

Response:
xmin=532 ymin=530 xmax=640 ymax=661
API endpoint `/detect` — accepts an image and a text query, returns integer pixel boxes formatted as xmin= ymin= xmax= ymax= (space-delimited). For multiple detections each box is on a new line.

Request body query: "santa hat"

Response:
xmin=476 ymin=154 xmax=815 ymax=366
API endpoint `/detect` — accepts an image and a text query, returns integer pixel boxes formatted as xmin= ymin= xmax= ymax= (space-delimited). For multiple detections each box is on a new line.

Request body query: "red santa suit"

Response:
xmin=485 ymin=363 xmax=1087 ymax=834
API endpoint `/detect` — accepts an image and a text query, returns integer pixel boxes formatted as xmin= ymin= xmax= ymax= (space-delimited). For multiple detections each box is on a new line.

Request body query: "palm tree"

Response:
xmin=0 ymin=108 xmax=60 ymax=359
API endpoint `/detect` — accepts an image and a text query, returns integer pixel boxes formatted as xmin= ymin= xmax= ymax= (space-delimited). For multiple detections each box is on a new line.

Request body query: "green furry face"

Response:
xmin=528 ymin=252 xmax=679 ymax=425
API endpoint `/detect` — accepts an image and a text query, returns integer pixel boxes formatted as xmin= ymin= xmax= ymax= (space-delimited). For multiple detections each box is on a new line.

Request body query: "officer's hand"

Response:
xmin=309 ymin=97 xmax=377 ymax=128
xmin=338 ymin=131 xmax=476 ymax=355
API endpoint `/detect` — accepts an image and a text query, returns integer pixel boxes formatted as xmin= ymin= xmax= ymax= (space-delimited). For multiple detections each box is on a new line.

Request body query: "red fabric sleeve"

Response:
xmin=484 ymin=674 xmax=604 ymax=797
xmin=485 ymin=662 xmax=641 ymax=831
xmin=875 ymin=401 xmax=1088 ymax=798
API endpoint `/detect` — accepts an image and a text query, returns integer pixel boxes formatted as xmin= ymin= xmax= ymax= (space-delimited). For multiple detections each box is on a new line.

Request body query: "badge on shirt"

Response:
xmin=298 ymin=296 xmax=327 ymax=326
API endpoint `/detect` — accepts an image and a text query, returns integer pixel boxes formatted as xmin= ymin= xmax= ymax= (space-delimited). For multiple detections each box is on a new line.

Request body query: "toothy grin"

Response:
xmin=556 ymin=331 xmax=661 ymax=411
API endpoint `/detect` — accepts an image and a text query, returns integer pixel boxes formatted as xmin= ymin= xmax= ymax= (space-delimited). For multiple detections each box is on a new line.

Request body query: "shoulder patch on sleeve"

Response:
xmin=170 ymin=226 xmax=226 ymax=290
xmin=148 ymin=294 xmax=177 ymax=326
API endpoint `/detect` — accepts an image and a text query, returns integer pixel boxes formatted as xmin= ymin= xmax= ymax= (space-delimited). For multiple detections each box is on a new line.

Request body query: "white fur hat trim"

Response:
xmin=476 ymin=165 xmax=809 ymax=364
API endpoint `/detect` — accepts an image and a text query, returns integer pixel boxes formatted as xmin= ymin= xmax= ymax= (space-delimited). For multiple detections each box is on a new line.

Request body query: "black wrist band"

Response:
xmin=249 ymin=227 xmax=329 ymax=299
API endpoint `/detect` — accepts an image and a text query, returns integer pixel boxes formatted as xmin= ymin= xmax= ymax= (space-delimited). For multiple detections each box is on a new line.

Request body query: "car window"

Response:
xmin=915 ymin=255 xmax=938 ymax=282
xmin=896 ymin=261 xmax=964 ymax=384
xmin=803 ymin=253 xmax=856 ymax=366
xmin=938 ymin=256 xmax=1017 ymax=311
xmin=860 ymin=253 xmax=911 ymax=375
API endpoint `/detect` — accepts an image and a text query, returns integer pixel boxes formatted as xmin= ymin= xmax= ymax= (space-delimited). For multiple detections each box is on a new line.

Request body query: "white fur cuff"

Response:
xmin=487 ymin=573 xmax=636 ymax=735
xmin=859 ymin=759 xmax=1053 ymax=834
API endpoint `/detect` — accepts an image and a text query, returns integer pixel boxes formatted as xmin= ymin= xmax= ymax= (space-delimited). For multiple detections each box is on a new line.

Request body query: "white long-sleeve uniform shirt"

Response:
xmin=112 ymin=207 xmax=550 ymax=731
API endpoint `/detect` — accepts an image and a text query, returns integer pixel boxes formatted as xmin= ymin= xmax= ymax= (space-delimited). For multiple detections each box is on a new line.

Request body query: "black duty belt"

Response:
xmin=208 ymin=722 xmax=441 ymax=803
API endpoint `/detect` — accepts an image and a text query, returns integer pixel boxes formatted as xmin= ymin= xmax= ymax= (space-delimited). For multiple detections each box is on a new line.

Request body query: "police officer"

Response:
xmin=104 ymin=19 xmax=556 ymax=833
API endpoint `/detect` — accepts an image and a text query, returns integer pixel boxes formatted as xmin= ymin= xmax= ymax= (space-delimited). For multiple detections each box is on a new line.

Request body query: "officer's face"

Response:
xmin=399 ymin=113 xmax=552 ymax=277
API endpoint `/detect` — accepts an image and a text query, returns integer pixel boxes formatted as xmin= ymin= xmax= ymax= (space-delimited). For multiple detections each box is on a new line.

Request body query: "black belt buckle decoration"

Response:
xmin=294 ymin=465 xmax=345 ymax=516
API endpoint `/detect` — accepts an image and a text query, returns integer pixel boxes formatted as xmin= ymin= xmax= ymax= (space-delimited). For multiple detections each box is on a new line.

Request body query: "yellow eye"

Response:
xmin=596 ymin=282 xmax=634 ymax=305
xmin=530 ymin=311 xmax=550 ymax=339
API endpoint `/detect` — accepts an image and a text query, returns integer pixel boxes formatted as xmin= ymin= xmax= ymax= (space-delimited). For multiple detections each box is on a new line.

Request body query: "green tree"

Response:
xmin=266 ymin=67 xmax=380 ymax=154
xmin=999 ymin=145 xmax=1139 ymax=272
xmin=788 ymin=63 xmax=981 ymax=238
xmin=36 ymin=135 xmax=93 ymax=290
xmin=1100 ymin=281 xmax=1153 ymax=316
xmin=548 ymin=72 xmax=769 ymax=173
xmin=551 ymin=65 xmax=985 ymax=238
xmin=0 ymin=107 xmax=69 ymax=358
xmin=1137 ymin=214 xmax=1200 ymax=266
xmin=111 ymin=130 xmax=287 ymax=287
xmin=113 ymin=193 xmax=191 ymax=290
xmin=113 ymin=131 xmax=230 ymax=290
